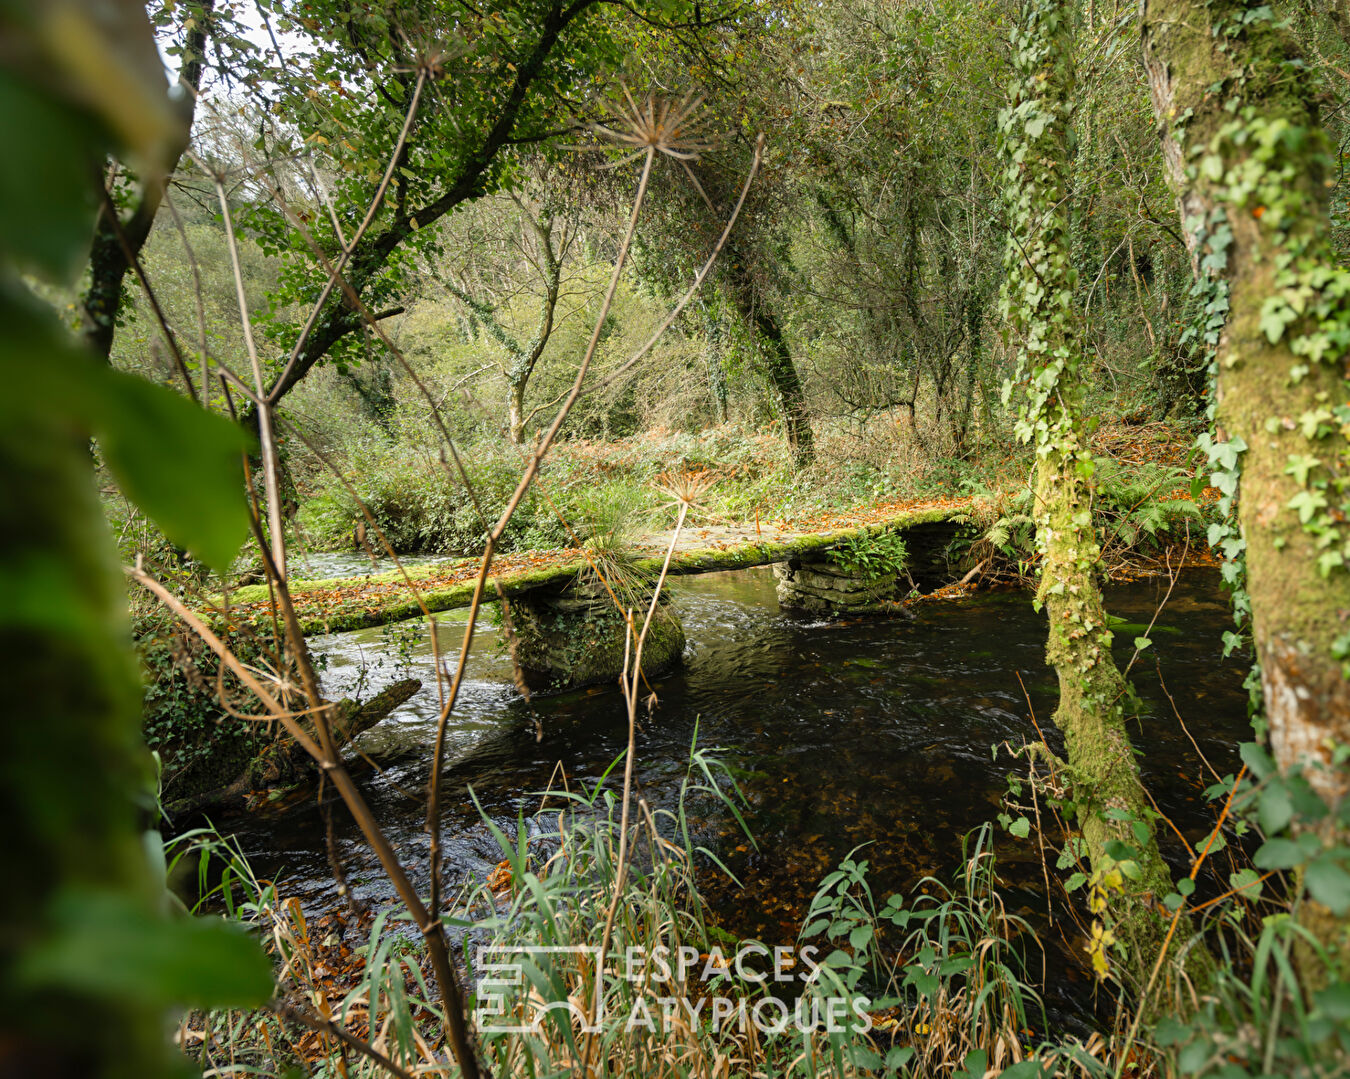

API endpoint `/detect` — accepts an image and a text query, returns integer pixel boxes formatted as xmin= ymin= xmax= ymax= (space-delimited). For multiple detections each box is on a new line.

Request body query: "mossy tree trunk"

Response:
xmin=725 ymin=253 xmax=814 ymax=466
xmin=1143 ymin=0 xmax=1350 ymax=971
xmin=1 ymin=376 xmax=171 ymax=1075
xmin=1000 ymin=0 xmax=1185 ymax=991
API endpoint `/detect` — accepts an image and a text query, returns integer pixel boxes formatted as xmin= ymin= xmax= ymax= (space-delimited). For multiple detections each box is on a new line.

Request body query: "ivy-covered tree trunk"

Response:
xmin=699 ymin=299 xmax=729 ymax=424
xmin=753 ymin=305 xmax=814 ymax=465
xmin=1143 ymin=0 xmax=1350 ymax=970
xmin=1001 ymin=0 xmax=1185 ymax=991
xmin=725 ymin=257 xmax=814 ymax=465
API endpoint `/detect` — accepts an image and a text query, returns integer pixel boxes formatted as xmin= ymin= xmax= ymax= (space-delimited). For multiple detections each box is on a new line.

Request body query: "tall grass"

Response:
xmin=177 ymin=749 xmax=1099 ymax=1078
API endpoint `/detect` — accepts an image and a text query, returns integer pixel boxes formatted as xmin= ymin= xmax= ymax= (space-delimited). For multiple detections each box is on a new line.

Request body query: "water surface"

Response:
xmin=231 ymin=566 xmax=1246 ymax=1029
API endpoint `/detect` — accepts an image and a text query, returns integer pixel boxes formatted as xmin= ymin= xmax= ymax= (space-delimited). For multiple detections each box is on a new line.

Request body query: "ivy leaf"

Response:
xmin=1009 ymin=817 xmax=1031 ymax=838
xmin=1253 ymin=837 xmax=1302 ymax=870
xmin=1134 ymin=636 xmax=1152 ymax=651
xmin=1259 ymin=783 xmax=1293 ymax=835
xmin=1285 ymin=454 xmax=1321 ymax=487
xmin=1306 ymin=855 xmax=1350 ymax=915
xmin=1258 ymin=299 xmax=1295 ymax=343
xmin=1288 ymin=489 xmax=1328 ymax=525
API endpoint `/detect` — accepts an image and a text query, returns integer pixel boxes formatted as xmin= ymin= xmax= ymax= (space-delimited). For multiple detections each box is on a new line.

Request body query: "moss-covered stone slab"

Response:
xmin=207 ymin=502 xmax=968 ymax=637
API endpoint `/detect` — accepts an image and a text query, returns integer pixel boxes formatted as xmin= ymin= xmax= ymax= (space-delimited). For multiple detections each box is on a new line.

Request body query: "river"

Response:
xmin=230 ymin=564 xmax=1247 ymax=1032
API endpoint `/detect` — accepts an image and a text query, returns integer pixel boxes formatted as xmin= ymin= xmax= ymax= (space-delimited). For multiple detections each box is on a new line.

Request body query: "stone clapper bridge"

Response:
xmin=224 ymin=499 xmax=972 ymax=695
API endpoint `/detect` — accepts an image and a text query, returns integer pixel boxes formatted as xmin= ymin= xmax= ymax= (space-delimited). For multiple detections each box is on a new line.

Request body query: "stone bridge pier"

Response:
xmin=505 ymin=575 xmax=685 ymax=694
xmin=773 ymin=520 xmax=963 ymax=615
xmin=773 ymin=555 xmax=906 ymax=615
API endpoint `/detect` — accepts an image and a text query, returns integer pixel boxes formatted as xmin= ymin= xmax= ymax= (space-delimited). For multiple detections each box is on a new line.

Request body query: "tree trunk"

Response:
xmin=1001 ymin=0 xmax=1196 ymax=995
xmin=507 ymin=377 xmax=527 ymax=444
xmin=165 ymin=678 xmax=422 ymax=815
xmin=724 ymin=258 xmax=813 ymax=464
xmin=754 ymin=305 xmax=814 ymax=465
xmin=79 ymin=0 xmax=212 ymax=361
xmin=1142 ymin=0 xmax=1350 ymax=972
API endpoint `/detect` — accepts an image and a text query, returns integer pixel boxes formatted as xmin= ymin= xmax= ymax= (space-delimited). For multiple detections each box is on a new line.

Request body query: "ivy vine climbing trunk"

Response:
xmin=1000 ymin=0 xmax=1189 ymax=993
xmin=698 ymin=298 xmax=729 ymax=424
xmin=1142 ymin=0 xmax=1350 ymax=971
xmin=725 ymin=253 xmax=814 ymax=465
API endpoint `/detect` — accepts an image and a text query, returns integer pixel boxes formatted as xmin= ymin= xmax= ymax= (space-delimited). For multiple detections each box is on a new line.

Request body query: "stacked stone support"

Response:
xmin=509 ymin=576 xmax=685 ymax=693
xmin=774 ymin=555 xmax=906 ymax=615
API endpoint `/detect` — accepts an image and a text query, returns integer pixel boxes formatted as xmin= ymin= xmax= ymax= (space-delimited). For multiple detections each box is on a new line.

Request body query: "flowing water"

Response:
xmin=286 ymin=549 xmax=447 ymax=579
xmin=230 ymin=565 xmax=1247 ymax=1030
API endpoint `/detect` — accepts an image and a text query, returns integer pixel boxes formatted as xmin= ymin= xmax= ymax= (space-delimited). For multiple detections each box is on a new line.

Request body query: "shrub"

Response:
xmin=137 ymin=608 xmax=274 ymax=807
xmin=297 ymin=442 xmax=573 ymax=555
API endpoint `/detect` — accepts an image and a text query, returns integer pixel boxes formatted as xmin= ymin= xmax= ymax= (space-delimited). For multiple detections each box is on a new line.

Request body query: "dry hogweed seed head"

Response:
xmin=586 ymin=86 xmax=716 ymax=170
xmin=654 ymin=469 xmax=718 ymax=510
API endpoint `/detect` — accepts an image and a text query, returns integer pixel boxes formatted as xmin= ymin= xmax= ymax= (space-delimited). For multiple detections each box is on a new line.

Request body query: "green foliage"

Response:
xmin=1132 ymin=745 xmax=1350 ymax=1076
xmin=800 ymin=826 xmax=1048 ymax=1076
xmin=998 ymin=0 xmax=1084 ymax=462
xmin=135 ymin=608 xmax=271 ymax=805
xmin=298 ymin=441 xmax=570 ymax=554
xmin=830 ymin=529 xmax=910 ymax=579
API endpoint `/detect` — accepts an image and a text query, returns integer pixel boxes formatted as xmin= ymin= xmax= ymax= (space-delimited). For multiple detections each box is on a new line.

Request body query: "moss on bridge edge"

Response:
xmin=210 ymin=505 xmax=961 ymax=637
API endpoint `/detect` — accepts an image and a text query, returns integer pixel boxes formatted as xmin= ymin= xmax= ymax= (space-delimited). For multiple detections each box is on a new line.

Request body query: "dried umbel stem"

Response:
xmin=586 ymin=497 xmax=691 ymax=1071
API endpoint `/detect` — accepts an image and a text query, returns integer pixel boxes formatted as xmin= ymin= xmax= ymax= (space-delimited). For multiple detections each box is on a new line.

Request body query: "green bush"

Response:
xmin=296 ymin=442 xmax=573 ymax=554
xmin=136 ymin=609 xmax=272 ymax=807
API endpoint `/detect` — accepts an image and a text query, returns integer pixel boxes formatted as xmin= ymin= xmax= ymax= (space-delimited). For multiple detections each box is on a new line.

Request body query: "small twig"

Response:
xmin=588 ymin=499 xmax=690 ymax=1065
